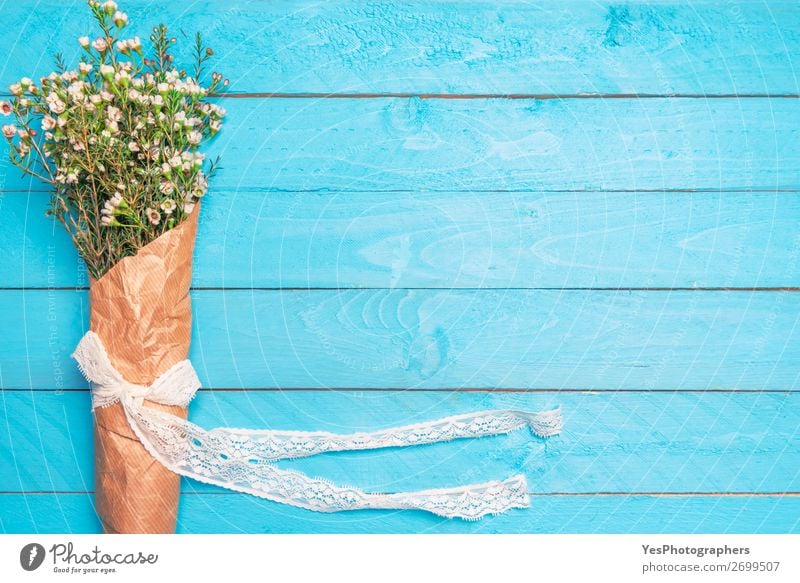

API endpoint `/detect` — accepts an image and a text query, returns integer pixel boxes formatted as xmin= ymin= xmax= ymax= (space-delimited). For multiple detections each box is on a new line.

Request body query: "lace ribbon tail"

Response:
xmin=191 ymin=407 xmax=563 ymax=462
xmin=124 ymin=405 xmax=533 ymax=520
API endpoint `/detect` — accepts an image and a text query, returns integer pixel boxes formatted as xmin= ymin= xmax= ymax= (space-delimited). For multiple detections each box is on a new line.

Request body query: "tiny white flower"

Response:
xmin=146 ymin=207 xmax=161 ymax=225
xmin=0 ymin=101 xmax=11 ymax=116
xmin=46 ymin=94 xmax=66 ymax=114
xmin=99 ymin=64 xmax=115 ymax=79
xmin=114 ymin=69 xmax=130 ymax=86
xmin=128 ymin=141 xmax=140 ymax=152
xmin=9 ymin=83 xmax=22 ymax=96
xmin=160 ymin=199 xmax=177 ymax=215
xmin=2 ymin=124 xmax=16 ymax=139
xmin=42 ymin=116 xmax=56 ymax=130
xmin=187 ymin=131 xmax=202 ymax=145
xmin=79 ymin=62 xmax=93 ymax=75
xmin=101 ymin=90 xmax=114 ymax=102
xmin=92 ymin=37 xmax=108 ymax=52
xmin=106 ymin=106 xmax=122 ymax=122
xmin=113 ymin=11 xmax=128 ymax=27
xmin=157 ymin=82 xmax=169 ymax=94
xmin=160 ymin=180 xmax=175 ymax=195
xmin=103 ymin=0 xmax=117 ymax=14
xmin=79 ymin=36 xmax=90 ymax=48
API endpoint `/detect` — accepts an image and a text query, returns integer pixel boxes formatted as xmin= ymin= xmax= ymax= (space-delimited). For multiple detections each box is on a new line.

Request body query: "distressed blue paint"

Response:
xmin=1 ymin=289 xmax=799 ymax=390
xmin=2 ymin=191 xmax=799 ymax=289
xmin=0 ymin=0 xmax=798 ymax=535
xmin=0 ymin=1 xmax=798 ymax=95
xmin=1 ymin=391 xmax=798 ymax=494
xmin=2 ymin=493 xmax=798 ymax=534
xmin=3 ymin=98 xmax=800 ymax=193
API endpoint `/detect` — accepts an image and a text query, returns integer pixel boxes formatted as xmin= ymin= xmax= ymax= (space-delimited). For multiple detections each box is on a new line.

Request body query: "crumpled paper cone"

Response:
xmin=90 ymin=206 xmax=199 ymax=534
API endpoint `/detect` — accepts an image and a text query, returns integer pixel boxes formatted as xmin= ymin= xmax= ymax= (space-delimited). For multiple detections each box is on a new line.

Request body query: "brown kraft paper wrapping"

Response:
xmin=90 ymin=206 xmax=200 ymax=534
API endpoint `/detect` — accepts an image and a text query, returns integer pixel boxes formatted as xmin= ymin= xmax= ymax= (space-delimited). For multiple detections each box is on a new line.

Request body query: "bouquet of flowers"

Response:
xmin=2 ymin=0 xmax=226 ymax=533
xmin=3 ymin=1 xmax=563 ymax=533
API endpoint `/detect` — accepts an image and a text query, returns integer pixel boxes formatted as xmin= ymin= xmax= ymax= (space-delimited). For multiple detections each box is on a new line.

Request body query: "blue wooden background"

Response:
xmin=1 ymin=0 xmax=799 ymax=533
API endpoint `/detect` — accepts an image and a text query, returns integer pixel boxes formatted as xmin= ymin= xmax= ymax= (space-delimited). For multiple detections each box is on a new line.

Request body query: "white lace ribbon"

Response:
xmin=72 ymin=331 xmax=562 ymax=521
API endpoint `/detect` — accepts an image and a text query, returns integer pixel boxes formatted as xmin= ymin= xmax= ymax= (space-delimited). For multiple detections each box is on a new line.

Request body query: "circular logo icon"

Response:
xmin=20 ymin=543 xmax=46 ymax=571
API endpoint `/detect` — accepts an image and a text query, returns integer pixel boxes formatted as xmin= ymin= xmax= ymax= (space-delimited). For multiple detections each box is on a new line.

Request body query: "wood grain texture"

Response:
xmin=2 ymin=191 xmax=799 ymax=289
xmin=1 ymin=289 xmax=798 ymax=390
xmin=0 ymin=1 xmax=798 ymax=95
xmin=2 ymin=493 xmax=798 ymax=534
xmin=2 ymin=391 xmax=798 ymax=494
xmin=3 ymin=98 xmax=800 ymax=193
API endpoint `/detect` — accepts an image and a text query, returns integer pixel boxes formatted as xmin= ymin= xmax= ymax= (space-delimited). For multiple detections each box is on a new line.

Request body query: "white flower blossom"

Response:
xmin=79 ymin=36 xmax=90 ymax=48
xmin=159 ymin=180 xmax=175 ymax=195
xmin=92 ymin=37 xmax=108 ymax=52
xmin=2 ymin=124 xmax=16 ymax=139
xmin=187 ymin=131 xmax=201 ymax=145
xmin=46 ymin=94 xmax=66 ymax=114
xmin=0 ymin=101 xmax=11 ymax=116
xmin=146 ymin=207 xmax=161 ymax=225
xmin=106 ymin=106 xmax=122 ymax=122
xmin=42 ymin=116 xmax=56 ymax=130
xmin=113 ymin=11 xmax=128 ymax=27
xmin=160 ymin=199 xmax=177 ymax=215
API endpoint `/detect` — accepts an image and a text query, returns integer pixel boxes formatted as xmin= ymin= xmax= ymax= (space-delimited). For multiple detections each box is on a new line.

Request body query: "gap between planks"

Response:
xmin=216 ymin=93 xmax=800 ymax=100
xmin=4 ymin=491 xmax=799 ymax=497
xmin=3 ymin=188 xmax=800 ymax=194
xmin=2 ymin=388 xmax=797 ymax=394
xmin=2 ymin=287 xmax=799 ymax=292
xmin=3 ymin=93 xmax=800 ymax=100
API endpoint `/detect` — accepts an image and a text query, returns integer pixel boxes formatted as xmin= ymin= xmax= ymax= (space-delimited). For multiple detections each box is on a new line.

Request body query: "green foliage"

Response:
xmin=0 ymin=0 xmax=228 ymax=279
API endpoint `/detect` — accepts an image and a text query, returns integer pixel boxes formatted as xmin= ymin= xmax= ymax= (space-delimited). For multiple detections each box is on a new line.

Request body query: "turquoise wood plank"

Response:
xmin=0 ymin=1 xmax=798 ymax=95
xmin=2 ymin=390 xmax=798 ymax=494
xmin=2 ymin=493 xmax=798 ymax=534
xmin=1 ymin=289 xmax=798 ymax=390
xmin=2 ymin=191 xmax=799 ymax=289
xmin=3 ymin=98 xmax=800 ymax=193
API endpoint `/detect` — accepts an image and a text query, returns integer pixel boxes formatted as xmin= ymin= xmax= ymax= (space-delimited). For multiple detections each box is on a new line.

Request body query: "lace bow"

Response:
xmin=73 ymin=331 xmax=562 ymax=521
